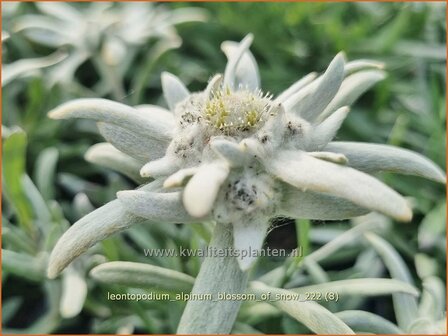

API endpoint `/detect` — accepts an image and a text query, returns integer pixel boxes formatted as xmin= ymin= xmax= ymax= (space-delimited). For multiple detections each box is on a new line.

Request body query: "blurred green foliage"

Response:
xmin=2 ymin=1 xmax=446 ymax=334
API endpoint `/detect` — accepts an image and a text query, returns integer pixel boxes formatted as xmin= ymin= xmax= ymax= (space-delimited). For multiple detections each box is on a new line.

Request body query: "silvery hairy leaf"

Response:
xmin=48 ymin=98 xmax=173 ymax=141
xmin=2 ymin=51 xmax=67 ymax=86
xmin=365 ymin=233 xmax=419 ymax=330
xmin=280 ymin=183 xmax=369 ymax=220
xmin=221 ymin=40 xmax=260 ymax=91
xmin=59 ymin=267 xmax=87 ymax=318
xmin=320 ymin=70 xmax=386 ymax=120
xmin=284 ymin=53 xmax=345 ymax=122
xmin=250 ymin=282 xmax=354 ymax=334
xmin=85 ymin=143 xmax=146 ymax=183
xmin=223 ymin=33 xmax=254 ymax=89
xmin=268 ymin=151 xmax=412 ymax=221
xmin=233 ymin=218 xmax=269 ymax=271
xmin=90 ymin=261 xmax=195 ymax=293
xmin=335 ymin=310 xmax=403 ymax=334
xmin=162 ymin=72 xmax=190 ymax=111
xmin=117 ymin=190 xmax=200 ymax=223
xmin=3 ymin=250 xmax=46 ymax=281
xmin=325 ymin=141 xmax=446 ymax=183
xmin=47 ymin=199 xmax=145 ymax=279
xmin=290 ymin=278 xmax=419 ymax=297
xmin=97 ymin=122 xmax=168 ymax=163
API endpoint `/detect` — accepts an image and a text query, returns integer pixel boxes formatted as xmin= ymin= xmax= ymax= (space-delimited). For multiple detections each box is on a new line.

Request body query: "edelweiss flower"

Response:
xmin=47 ymin=34 xmax=445 ymax=277
xmin=1 ymin=30 xmax=67 ymax=86
xmin=14 ymin=2 xmax=207 ymax=90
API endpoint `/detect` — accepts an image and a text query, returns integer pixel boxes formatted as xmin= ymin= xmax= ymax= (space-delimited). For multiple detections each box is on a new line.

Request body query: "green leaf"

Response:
xmin=301 ymin=258 xmax=330 ymax=284
xmin=190 ymin=222 xmax=213 ymax=243
xmin=2 ymin=249 xmax=46 ymax=281
xmin=22 ymin=174 xmax=52 ymax=231
xmin=2 ymin=219 xmax=36 ymax=254
xmin=34 ymin=147 xmax=59 ymax=201
xmin=2 ymin=130 xmax=34 ymax=233
xmin=250 ymin=282 xmax=354 ymax=334
xmin=307 ymin=218 xmax=387 ymax=262
xmin=418 ymin=276 xmax=445 ymax=320
xmin=90 ymin=261 xmax=195 ymax=293
xmin=418 ymin=200 xmax=446 ymax=249
xmin=415 ymin=253 xmax=438 ymax=279
xmin=2 ymin=297 xmax=23 ymax=323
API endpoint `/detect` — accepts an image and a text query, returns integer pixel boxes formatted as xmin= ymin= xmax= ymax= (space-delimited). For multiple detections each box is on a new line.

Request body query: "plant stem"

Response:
xmin=177 ymin=223 xmax=248 ymax=334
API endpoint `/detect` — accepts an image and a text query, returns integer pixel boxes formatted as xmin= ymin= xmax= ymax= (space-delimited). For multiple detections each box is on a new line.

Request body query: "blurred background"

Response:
xmin=2 ymin=2 xmax=446 ymax=334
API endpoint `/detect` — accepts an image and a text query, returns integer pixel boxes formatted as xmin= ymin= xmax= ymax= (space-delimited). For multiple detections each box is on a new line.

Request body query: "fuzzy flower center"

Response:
xmin=203 ymin=88 xmax=274 ymax=135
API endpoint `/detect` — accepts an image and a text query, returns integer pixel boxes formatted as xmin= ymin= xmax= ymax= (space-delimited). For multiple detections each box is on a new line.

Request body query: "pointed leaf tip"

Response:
xmin=183 ymin=163 xmax=229 ymax=218
xmin=47 ymin=199 xmax=144 ymax=278
xmin=233 ymin=220 xmax=269 ymax=271
xmin=161 ymin=72 xmax=189 ymax=111
xmin=223 ymin=34 xmax=255 ymax=89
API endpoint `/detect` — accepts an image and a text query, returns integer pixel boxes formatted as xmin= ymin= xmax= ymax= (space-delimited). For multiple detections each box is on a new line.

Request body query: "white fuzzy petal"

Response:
xmin=223 ymin=34 xmax=254 ymax=90
xmin=284 ymin=53 xmax=345 ymax=122
xmin=117 ymin=190 xmax=198 ymax=223
xmin=183 ymin=163 xmax=230 ymax=218
xmin=60 ymin=267 xmax=87 ymax=318
xmin=140 ymin=155 xmax=180 ymax=178
xmin=85 ymin=143 xmax=145 ymax=183
xmin=308 ymin=151 xmax=348 ymax=164
xmin=280 ymin=183 xmax=369 ymax=220
xmin=275 ymin=72 xmax=318 ymax=103
xmin=319 ymin=70 xmax=386 ymax=121
xmin=309 ymin=106 xmax=350 ymax=150
xmin=259 ymin=103 xmax=288 ymax=146
xmin=97 ymin=122 xmax=168 ymax=162
xmin=325 ymin=142 xmax=446 ymax=183
xmin=135 ymin=104 xmax=176 ymax=125
xmin=233 ymin=219 xmax=269 ymax=271
xmin=161 ymin=72 xmax=190 ymax=111
xmin=164 ymin=167 xmax=199 ymax=188
xmin=48 ymin=98 xmax=173 ymax=141
xmin=221 ymin=40 xmax=260 ymax=90
xmin=267 ymin=151 xmax=412 ymax=221
xmin=210 ymin=138 xmax=247 ymax=167
xmin=344 ymin=59 xmax=385 ymax=75
xmin=102 ymin=36 xmax=127 ymax=66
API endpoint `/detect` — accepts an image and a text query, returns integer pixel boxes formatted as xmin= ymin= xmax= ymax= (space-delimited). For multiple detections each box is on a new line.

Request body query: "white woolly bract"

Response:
xmin=46 ymin=34 xmax=445 ymax=276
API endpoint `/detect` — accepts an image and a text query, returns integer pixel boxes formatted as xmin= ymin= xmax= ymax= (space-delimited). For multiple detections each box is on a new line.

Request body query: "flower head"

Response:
xmin=47 ymin=34 xmax=445 ymax=276
xmin=13 ymin=2 xmax=207 ymax=88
